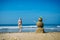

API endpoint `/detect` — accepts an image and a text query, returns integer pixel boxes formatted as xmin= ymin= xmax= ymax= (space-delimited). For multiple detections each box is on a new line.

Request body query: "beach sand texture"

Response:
xmin=0 ymin=32 xmax=60 ymax=40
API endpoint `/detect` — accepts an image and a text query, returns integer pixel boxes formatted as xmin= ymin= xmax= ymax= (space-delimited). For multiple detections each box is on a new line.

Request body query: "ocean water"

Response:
xmin=0 ymin=24 xmax=60 ymax=32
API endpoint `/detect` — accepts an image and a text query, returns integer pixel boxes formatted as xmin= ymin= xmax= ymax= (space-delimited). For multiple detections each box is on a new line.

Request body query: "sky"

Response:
xmin=0 ymin=0 xmax=60 ymax=24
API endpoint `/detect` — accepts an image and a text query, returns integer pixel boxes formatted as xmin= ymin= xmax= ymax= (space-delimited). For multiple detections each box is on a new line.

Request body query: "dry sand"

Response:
xmin=0 ymin=32 xmax=60 ymax=40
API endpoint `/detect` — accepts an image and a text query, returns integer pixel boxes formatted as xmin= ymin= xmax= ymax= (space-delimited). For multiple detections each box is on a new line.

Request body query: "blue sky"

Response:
xmin=0 ymin=0 xmax=60 ymax=24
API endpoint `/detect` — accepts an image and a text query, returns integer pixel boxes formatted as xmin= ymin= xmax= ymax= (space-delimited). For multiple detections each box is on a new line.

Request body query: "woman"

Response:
xmin=18 ymin=18 xmax=22 ymax=32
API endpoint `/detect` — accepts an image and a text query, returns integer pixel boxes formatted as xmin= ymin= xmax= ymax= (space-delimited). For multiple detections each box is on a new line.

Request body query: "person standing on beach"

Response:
xmin=18 ymin=18 xmax=22 ymax=32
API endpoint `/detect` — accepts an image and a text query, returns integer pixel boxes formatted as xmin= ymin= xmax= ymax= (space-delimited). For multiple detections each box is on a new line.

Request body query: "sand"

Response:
xmin=0 ymin=32 xmax=60 ymax=40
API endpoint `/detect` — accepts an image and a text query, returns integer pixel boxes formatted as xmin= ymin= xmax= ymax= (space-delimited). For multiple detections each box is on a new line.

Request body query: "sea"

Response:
xmin=0 ymin=24 xmax=60 ymax=33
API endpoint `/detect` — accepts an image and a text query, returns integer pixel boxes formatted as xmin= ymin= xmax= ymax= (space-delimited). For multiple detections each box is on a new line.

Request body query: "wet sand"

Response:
xmin=0 ymin=32 xmax=60 ymax=40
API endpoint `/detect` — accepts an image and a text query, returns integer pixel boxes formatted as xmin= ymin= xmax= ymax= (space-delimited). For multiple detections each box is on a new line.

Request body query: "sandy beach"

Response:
xmin=0 ymin=32 xmax=60 ymax=40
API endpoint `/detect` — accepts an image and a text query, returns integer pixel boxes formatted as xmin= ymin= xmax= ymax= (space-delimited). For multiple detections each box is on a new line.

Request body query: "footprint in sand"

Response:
xmin=10 ymin=37 xmax=21 ymax=40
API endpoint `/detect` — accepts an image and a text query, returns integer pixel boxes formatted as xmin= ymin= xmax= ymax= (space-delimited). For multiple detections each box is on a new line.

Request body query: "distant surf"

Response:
xmin=0 ymin=25 xmax=60 ymax=32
